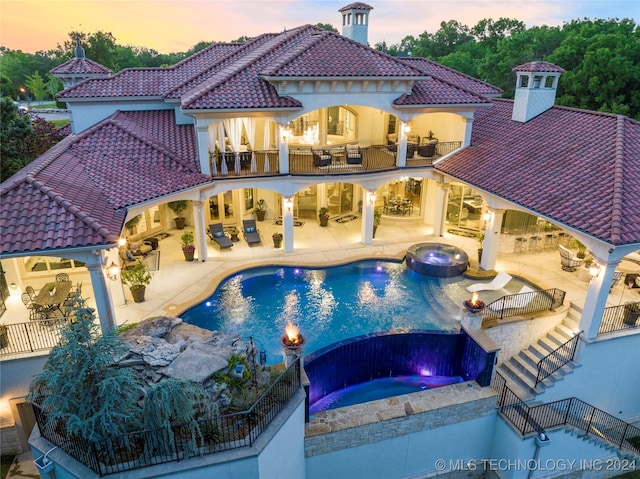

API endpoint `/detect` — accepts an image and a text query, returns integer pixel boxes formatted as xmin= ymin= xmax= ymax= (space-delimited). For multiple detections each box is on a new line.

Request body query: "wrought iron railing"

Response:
xmin=0 ymin=319 xmax=64 ymax=357
xmin=534 ymin=331 xmax=582 ymax=386
xmin=209 ymin=149 xmax=280 ymax=177
xmin=33 ymin=356 xmax=301 ymax=475
xmin=599 ymin=302 xmax=640 ymax=335
xmin=481 ymin=288 xmax=565 ymax=326
xmin=493 ymin=372 xmax=640 ymax=455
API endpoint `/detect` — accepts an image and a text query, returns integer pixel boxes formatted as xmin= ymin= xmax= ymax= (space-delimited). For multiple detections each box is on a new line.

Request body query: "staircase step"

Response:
xmin=562 ymin=317 xmax=580 ymax=331
xmin=520 ymin=349 xmax=543 ymax=368
xmin=555 ymin=323 xmax=576 ymax=340
xmin=537 ymin=337 xmax=558 ymax=354
xmin=495 ymin=365 xmax=535 ymax=401
xmin=547 ymin=330 xmax=569 ymax=347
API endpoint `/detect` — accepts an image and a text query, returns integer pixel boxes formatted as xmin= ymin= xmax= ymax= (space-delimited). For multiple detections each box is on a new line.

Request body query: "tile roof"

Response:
xmin=339 ymin=3 xmax=373 ymax=12
xmin=513 ymin=61 xmax=565 ymax=73
xmin=394 ymin=77 xmax=490 ymax=106
xmin=50 ymin=57 xmax=112 ymax=75
xmin=0 ymin=110 xmax=209 ymax=255
xmin=436 ymin=99 xmax=640 ymax=245
xmin=397 ymin=57 xmax=503 ymax=97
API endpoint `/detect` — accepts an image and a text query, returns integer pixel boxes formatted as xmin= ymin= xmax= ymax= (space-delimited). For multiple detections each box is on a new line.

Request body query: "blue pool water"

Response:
xmin=308 ymin=375 xmax=464 ymax=414
xmin=180 ymin=260 xmax=534 ymax=364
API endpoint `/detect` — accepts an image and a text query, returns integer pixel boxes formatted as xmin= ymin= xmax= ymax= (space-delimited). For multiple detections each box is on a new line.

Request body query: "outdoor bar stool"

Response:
xmin=514 ymin=237 xmax=528 ymax=254
xmin=557 ymin=232 xmax=570 ymax=245
xmin=543 ymin=233 xmax=557 ymax=248
xmin=529 ymin=235 xmax=543 ymax=252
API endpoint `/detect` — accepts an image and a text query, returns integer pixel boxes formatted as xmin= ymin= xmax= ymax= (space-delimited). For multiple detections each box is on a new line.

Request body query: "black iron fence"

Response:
xmin=599 ymin=302 xmax=640 ymax=335
xmin=0 ymin=319 xmax=63 ymax=356
xmin=493 ymin=372 xmax=640 ymax=455
xmin=481 ymin=288 xmax=565 ymax=326
xmin=209 ymin=150 xmax=280 ymax=177
xmin=535 ymin=331 xmax=582 ymax=386
xmin=33 ymin=356 xmax=301 ymax=476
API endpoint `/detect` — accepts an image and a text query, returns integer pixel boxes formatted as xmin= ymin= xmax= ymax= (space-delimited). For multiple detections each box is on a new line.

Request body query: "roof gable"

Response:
xmin=436 ymin=99 xmax=640 ymax=245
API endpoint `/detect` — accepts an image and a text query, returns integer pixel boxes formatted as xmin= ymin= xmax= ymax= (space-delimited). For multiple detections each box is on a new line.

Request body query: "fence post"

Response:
xmin=620 ymin=422 xmax=629 ymax=448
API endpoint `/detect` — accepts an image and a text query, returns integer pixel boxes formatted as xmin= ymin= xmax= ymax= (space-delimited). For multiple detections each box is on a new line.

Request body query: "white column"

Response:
xmin=279 ymin=125 xmax=289 ymax=174
xmin=282 ymin=196 xmax=294 ymax=253
xmin=196 ymin=125 xmax=211 ymax=175
xmin=579 ymin=261 xmax=618 ymax=339
xmin=87 ymin=253 xmax=117 ymax=332
xmin=396 ymin=123 xmax=408 ymax=167
xmin=462 ymin=115 xmax=474 ymax=147
xmin=361 ymin=191 xmax=375 ymax=244
xmin=192 ymin=200 xmax=208 ymax=262
xmin=433 ymin=183 xmax=449 ymax=237
xmin=480 ymin=209 xmax=504 ymax=271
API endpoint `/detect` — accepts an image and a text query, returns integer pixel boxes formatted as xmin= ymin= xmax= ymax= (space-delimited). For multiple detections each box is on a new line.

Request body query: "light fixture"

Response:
xmin=281 ymin=127 xmax=290 ymax=142
xmin=482 ymin=212 xmax=491 ymax=222
xmin=284 ymin=197 xmax=293 ymax=213
xmin=403 ymin=123 xmax=411 ymax=134
xmin=368 ymin=192 xmax=376 ymax=206
xmin=589 ymin=263 xmax=600 ymax=281
xmin=10 ymin=283 xmax=17 ymax=290
xmin=105 ymin=261 xmax=121 ymax=281
xmin=117 ymin=237 xmax=127 ymax=247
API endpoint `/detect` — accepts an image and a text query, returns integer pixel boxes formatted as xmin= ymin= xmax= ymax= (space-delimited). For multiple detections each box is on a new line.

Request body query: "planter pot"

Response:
xmin=273 ymin=236 xmax=283 ymax=248
xmin=174 ymin=217 xmax=186 ymax=230
xmin=373 ymin=225 xmax=378 ymax=238
xmin=623 ymin=308 xmax=640 ymax=325
xmin=183 ymin=249 xmax=195 ymax=261
xmin=0 ymin=330 xmax=9 ymax=349
xmin=319 ymin=216 xmax=329 ymax=227
xmin=477 ymin=248 xmax=483 ymax=263
xmin=255 ymin=210 xmax=266 ymax=222
xmin=130 ymin=286 xmax=146 ymax=303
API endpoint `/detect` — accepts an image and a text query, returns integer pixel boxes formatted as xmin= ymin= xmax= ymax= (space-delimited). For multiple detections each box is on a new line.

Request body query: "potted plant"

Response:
xmin=373 ymin=208 xmax=382 ymax=238
xmin=181 ymin=231 xmax=196 ymax=261
xmin=168 ymin=200 xmax=188 ymax=230
xmin=0 ymin=324 xmax=8 ymax=349
xmin=623 ymin=301 xmax=640 ymax=325
xmin=272 ymin=232 xmax=283 ymax=248
xmin=574 ymin=240 xmax=587 ymax=259
xmin=475 ymin=231 xmax=485 ymax=263
xmin=121 ymin=260 xmax=153 ymax=303
xmin=125 ymin=215 xmax=141 ymax=235
xmin=319 ymin=207 xmax=329 ymax=227
xmin=254 ymin=199 xmax=267 ymax=221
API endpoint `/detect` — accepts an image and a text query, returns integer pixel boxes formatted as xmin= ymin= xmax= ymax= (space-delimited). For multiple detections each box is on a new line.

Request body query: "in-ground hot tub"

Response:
xmin=406 ymin=242 xmax=468 ymax=277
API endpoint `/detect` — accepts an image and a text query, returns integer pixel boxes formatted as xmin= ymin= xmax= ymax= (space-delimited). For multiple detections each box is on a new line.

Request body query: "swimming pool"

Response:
xmin=179 ymin=260 xmax=534 ymax=364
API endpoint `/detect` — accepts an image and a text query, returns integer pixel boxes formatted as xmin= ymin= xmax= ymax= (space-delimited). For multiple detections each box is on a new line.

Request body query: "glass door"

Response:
xmin=208 ymin=191 xmax=236 ymax=224
xmin=326 ymin=182 xmax=354 ymax=217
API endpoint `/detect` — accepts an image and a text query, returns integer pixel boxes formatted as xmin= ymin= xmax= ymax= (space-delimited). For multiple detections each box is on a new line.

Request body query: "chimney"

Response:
xmin=338 ymin=3 xmax=373 ymax=45
xmin=511 ymin=61 xmax=565 ymax=123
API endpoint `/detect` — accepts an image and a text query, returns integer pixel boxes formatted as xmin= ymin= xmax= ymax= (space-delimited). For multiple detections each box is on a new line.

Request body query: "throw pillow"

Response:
xmin=246 ymin=227 xmax=256 ymax=233
xmin=126 ymin=250 xmax=136 ymax=260
xmin=213 ymin=232 xmax=224 ymax=238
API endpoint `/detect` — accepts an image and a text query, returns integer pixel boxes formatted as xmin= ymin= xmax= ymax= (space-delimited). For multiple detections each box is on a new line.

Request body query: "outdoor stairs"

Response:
xmin=563 ymin=425 xmax=640 ymax=460
xmin=496 ymin=303 xmax=582 ymax=402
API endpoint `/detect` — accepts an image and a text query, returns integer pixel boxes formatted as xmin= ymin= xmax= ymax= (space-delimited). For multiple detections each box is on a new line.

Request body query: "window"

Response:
xmin=22 ymin=256 xmax=86 ymax=274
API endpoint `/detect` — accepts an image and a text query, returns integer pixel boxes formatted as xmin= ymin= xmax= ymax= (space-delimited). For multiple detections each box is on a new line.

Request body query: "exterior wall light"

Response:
xmin=105 ymin=261 xmax=121 ymax=281
xmin=589 ymin=263 xmax=600 ymax=281
xmin=284 ymin=197 xmax=293 ymax=213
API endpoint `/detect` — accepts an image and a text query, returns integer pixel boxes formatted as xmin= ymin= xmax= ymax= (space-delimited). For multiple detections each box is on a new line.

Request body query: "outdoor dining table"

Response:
xmin=34 ymin=281 xmax=72 ymax=316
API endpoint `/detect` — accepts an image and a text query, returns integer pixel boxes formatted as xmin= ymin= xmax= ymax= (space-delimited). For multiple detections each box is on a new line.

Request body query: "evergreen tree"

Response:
xmin=27 ymin=295 xmax=143 ymax=442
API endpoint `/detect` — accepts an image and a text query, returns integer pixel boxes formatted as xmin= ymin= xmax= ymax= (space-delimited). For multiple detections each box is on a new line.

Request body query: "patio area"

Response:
xmin=2 ymin=215 xmax=639 ymax=332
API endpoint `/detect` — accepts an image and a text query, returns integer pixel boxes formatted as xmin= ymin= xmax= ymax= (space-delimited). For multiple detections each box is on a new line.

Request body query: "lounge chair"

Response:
xmin=207 ymin=223 xmax=233 ymax=249
xmin=466 ymin=271 xmax=513 ymax=293
xmin=559 ymin=245 xmax=583 ymax=271
xmin=242 ymin=219 xmax=261 ymax=245
xmin=610 ymin=271 xmax=623 ymax=293
xmin=488 ymin=285 xmax=536 ymax=311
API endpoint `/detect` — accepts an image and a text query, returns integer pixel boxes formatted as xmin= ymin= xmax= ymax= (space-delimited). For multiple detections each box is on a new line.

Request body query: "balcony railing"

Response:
xmin=599 ymin=302 xmax=640 ymax=335
xmin=0 ymin=319 xmax=64 ymax=357
xmin=32 ymin=355 xmax=302 ymax=476
xmin=535 ymin=331 xmax=582 ymax=386
xmin=493 ymin=372 xmax=640 ymax=455
xmin=481 ymin=288 xmax=566 ymax=327
xmin=207 ymin=142 xmax=463 ymax=179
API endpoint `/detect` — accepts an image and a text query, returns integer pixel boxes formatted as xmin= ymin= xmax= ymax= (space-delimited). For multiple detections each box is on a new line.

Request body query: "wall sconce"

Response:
xmin=368 ymin=192 xmax=376 ymax=206
xmin=284 ymin=197 xmax=293 ymax=213
xmin=402 ymin=123 xmax=411 ymax=134
xmin=281 ymin=127 xmax=290 ymax=142
xmin=10 ymin=283 xmax=17 ymax=290
xmin=105 ymin=261 xmax=121 ymax=281
xmin=589 ymin=263 xmax=600 ymax=281
xmin=482 ymin=212 xmax=492 ymax=222
xmin=117 ymin=237 xmax=127 ymax=247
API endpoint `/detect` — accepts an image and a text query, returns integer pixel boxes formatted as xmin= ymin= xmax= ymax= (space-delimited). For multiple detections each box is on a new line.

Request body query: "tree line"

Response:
xmin=1 ymin=19 xmax=638 ymax=118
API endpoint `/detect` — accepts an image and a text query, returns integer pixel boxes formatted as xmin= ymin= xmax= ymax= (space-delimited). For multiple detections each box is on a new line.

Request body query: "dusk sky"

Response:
xmin=1 ymin=0 xmax=639 ymax=54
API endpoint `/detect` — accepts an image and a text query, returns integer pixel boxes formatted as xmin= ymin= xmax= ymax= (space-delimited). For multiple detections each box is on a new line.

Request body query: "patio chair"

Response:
xmin=466 ymin=271 xmax=513 ymax=293
xmin=558 ymin=245 xmax=583 ymax=272
xmin=56 ymin=272 xmax=70 ymax=282
xmin=610 ymin=271 xmax=623 ymax=293
xmin=21 ymin=293 xmax=47 ymax=320
xmin=207 ymin=223 xmax=233 ymax=250
xmin=345 ymin=145 xmax=362 ymax=164
xmin=312 ymin=148 xmax=332 ymax=167
xmin=26 ymin=285 xmax=38 ymax=299
xmin=242 ymin=219 xmax=262 ymax=245
xmin=488 ymin=285 xmax=536 ymax=311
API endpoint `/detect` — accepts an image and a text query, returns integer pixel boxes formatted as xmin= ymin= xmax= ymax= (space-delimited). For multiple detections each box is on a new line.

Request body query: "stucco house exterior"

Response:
xmin=1 ymin=3 xmax=639 ymax=478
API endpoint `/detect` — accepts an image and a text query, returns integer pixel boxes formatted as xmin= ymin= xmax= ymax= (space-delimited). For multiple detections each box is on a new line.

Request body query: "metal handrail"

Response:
xmin=534 ymin=331 xmax=582 ymax=386
xmin=599 ymin=302 xmax=640 ymax=335
xmin=0 ymin=319 xmax=64 ymax=356
xmin=481 ymin=288 xmax=565 ymax=326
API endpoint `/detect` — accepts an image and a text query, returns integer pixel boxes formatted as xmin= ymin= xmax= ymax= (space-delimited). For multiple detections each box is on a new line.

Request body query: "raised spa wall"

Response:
xmin=304 ymin=329 xmax=497 ymax=416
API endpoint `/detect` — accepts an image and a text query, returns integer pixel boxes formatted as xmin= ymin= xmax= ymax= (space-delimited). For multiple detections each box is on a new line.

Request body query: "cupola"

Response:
xmin=338 ymin=2 xmax=373 ymax=45
xmin=511 ymin=61 xmax=565 ymax=123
